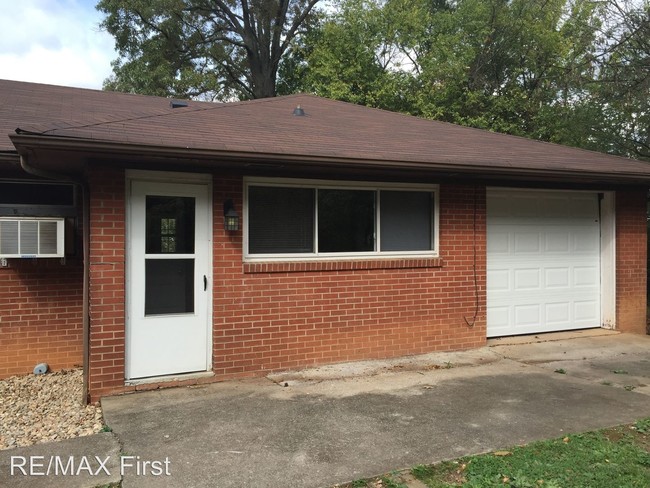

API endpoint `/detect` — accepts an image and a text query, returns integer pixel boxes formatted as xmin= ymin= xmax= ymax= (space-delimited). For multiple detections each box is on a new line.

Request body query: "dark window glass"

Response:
xmin=380 ymin=191 xmax=433 ymax=251
xmin=318 ymin=189 xmax=375 ymax=253
xmin=248 ymin=186 xmax=314 ymax=253
xmin=146 ymin=196 xmax=195 ymax=254
xmin=0 ymin=182 xmax=74 ymax=206
xmin=145 ymin=259 xmax=194 ymax=315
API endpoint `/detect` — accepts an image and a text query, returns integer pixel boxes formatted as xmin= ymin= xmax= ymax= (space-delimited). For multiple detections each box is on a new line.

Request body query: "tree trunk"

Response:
xmin=249 ymin=57 xmax=277 ymax=99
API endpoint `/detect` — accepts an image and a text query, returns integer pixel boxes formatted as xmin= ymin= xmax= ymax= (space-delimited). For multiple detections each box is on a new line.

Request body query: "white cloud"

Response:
xmin=0 ymin=0 xmax=116 ymax=89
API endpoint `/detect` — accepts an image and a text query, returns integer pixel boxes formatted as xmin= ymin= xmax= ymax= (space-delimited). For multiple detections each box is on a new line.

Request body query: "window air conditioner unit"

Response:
xmin=0 ymin=218 xmax=65 ymax=258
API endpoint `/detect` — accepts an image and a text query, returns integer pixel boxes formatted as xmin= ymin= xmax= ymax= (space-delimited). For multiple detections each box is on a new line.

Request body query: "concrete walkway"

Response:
xmin=3 ymin=330 xmax=650 ymax=487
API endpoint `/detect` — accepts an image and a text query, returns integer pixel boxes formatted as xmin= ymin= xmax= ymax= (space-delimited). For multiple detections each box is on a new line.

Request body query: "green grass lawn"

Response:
xmin=341 ymin=419 xmax=650 ymax=488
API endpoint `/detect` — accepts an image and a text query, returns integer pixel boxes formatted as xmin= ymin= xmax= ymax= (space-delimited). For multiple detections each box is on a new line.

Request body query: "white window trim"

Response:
xmin=244 ymin=177 xmax=440 ymax=261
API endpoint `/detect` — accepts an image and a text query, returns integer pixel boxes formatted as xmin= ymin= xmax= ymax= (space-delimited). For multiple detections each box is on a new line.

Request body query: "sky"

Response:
xmin=0 ymin=0 xmax=116 ymax=89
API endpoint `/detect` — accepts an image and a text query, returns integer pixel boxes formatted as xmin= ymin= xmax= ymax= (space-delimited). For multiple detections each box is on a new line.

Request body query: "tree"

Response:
xmin=278 ymin=0 xmax=452 ymax=112
xmin=283 ymin=0 xmax=605 ymax=140
xmin=412 ymin=0 xmax=606 ymax=144
xmin=98 ymin=0 xmax=322 ymax=100
xmin=587 ymin=0 xmax=650 ymax=160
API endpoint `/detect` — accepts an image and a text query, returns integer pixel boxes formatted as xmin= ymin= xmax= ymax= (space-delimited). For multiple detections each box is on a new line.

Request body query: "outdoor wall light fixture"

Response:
xmin=223 ymin=199 xmax=239 ymax=232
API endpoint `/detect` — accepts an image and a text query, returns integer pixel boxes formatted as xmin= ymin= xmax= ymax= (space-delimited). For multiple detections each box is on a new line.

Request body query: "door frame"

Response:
xmin=486 ymin=187 xmax=616 ymax=336
xmin=125 ymin=170 xmax=213 ymax=381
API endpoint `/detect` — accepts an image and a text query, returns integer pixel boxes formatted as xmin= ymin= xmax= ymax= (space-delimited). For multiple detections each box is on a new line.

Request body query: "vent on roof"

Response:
xmin=170 ymin=99 xmax=189 ymax=108
xmin=293 ymin=105 xmax=305 ymax=116
xmin=0 ymin=218 xmax=65 ymax=258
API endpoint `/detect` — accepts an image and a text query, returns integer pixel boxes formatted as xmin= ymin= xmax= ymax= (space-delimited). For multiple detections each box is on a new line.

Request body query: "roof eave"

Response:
xmin=9 ymin=133 xmax=650 ymax=186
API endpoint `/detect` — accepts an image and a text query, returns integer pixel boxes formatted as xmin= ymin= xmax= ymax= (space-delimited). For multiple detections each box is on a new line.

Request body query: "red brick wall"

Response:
xmin=20 ymin=172 xmax=649 ymax=400
xmin=616 ymin=189 xmax=647 ymax=334
xmin=212 ymin=178 xmax=487 ymax=379
xmin=0 ymin=259 xmax=83 ymax=377
xmin=87 ymin=166 xmax=126 ymax=399
xmin=85 ymin=173 xmax=487 ymax=399
xmin=5 ymin=171 xmax=646 ymax=399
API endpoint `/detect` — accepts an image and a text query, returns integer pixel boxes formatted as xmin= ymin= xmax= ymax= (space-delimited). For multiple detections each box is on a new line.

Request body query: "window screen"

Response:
xmin=248 ymin=186 xmax=314 ymax=254
xmin=380 ymin=191 xmax=432 ymax=251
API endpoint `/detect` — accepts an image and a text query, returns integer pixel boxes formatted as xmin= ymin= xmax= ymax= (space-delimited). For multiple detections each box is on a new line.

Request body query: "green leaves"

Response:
xmin=98 ymin=0 xmax=649 ymax=162
xmin=98 ymin=0 xmax=323 ymax=100
xmin=280 ymin=0 xmax=648 ymax=162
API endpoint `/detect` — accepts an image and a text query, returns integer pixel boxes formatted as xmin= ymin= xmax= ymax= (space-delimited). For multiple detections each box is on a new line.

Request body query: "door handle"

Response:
xmin=203 ymin=275 xmax=207 ymax=291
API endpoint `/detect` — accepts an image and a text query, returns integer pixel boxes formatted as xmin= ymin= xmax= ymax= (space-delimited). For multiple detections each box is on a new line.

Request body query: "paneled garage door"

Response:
xmin=487 ymin=189 xmax=601 ymax=337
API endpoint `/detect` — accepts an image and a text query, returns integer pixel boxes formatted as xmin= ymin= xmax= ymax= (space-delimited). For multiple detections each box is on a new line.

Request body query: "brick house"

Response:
xmin=0 ymin=79 xmax=648 ymax=402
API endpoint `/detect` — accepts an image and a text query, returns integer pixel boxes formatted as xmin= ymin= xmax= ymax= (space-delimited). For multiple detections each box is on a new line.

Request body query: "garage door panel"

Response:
xmin=489 ymin=307 xmax=510 ymax=329
xmin=487 ymin=189 xmax=601 ymax=337
xmin=514 ymin=232 xmax=541 ymax=253
xmin=569 ymin=196 xmax=600 ymax=219
xmin=544 ymin=232 xmax=570 ymax=252
xmin=487 ymin=232 xmax=510 ymax=254
xmin=540 ymin=197 xmax=570 ymax=218
xmin=574 ymin=229 xmax=600 ymax=252
xmin=488 ymin=194 xmax=513 ymax=217
xmin=545 ymin=303 xmax=570 ymax=325
xmin=545 ymin=268 xmax=570 ymax=288
xmin=488 ymin=269 xmax=510 ymax=291
xmin=514 ymin=268 xmax=541 ymax=290
xmin=514 ymin=304 xmax=542 ymax=326
xmin=574 ymin=266 xmax=599 ymax=287
xmin=575 ymin=300 xmax=600 ymax=322
xmin=490 ymin=227 xmax=600 ymax=256
xmin=488 ymin=264 xmax=597 ymax=292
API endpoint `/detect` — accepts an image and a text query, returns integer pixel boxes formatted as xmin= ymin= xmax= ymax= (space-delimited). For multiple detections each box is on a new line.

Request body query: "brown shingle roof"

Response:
xmin=3 ymin=78 xmax=650 ymax=181
xmin=0 ymin=79 xmax=215 ymax=152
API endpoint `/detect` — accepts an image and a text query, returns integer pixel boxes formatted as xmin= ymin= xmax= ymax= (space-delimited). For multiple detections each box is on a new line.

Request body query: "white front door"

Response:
xmin=127 ymin=179 xmax=211 ymax=379
xmin=487 ymin=189 xmax=601 ymax=337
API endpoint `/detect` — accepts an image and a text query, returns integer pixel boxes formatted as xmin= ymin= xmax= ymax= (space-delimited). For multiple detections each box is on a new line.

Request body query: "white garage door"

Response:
xmin=487 ymin=189 xmax=601 ymax=337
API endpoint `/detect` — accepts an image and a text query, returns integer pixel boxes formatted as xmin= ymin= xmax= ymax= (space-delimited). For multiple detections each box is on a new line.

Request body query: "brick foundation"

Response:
xmin=0 ymin=259 xmax=83 ymax=377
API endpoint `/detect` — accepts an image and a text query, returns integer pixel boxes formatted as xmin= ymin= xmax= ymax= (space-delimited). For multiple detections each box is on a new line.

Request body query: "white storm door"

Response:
xmin=487 ymin=189 xmax=601 ymax=337
xmin=127 ymin=180 xmax=211 ymax=379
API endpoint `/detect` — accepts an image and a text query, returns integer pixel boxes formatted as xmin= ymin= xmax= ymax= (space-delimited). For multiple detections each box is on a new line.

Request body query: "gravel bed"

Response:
xmin=0 ymin=369 xmax=103 ymax=450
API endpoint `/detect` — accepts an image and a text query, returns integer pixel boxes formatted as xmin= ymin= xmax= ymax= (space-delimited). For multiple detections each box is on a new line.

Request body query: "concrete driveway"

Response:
xmin=101 ymin=330 xmax=650 ymax=488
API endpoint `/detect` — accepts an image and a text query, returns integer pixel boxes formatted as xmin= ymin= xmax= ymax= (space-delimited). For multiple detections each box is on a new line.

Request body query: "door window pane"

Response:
xmin=248 ymin=186 xmax=314 ymax=253
xmin=145 ymin=259 xmax=194 ymax=315
xmin=380 ymin=191 xmax=432 ymax=251
xmin=146 ymin=196 xmax=195 ymax=254
xmin=318 ymin=189 xmax=375 ymax=253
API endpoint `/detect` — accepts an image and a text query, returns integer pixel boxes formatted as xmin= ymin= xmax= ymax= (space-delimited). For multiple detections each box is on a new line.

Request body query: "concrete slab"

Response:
xmin=6 ymin=331 xmax=650 ymax=488
xmin=267 ymin=347 xmax=500 ymax=384
xmin=100 ymin=333 xmax=650 ymax=488
xmin=0 ymin=432 xmax=121 ymax=488
xmin=491 ymin=331 xmax=650 ymax=395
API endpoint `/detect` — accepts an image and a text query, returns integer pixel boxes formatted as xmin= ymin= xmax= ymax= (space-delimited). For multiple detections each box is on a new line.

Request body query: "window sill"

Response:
xmin=243 ymin=257 xmax=444 ymax=274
